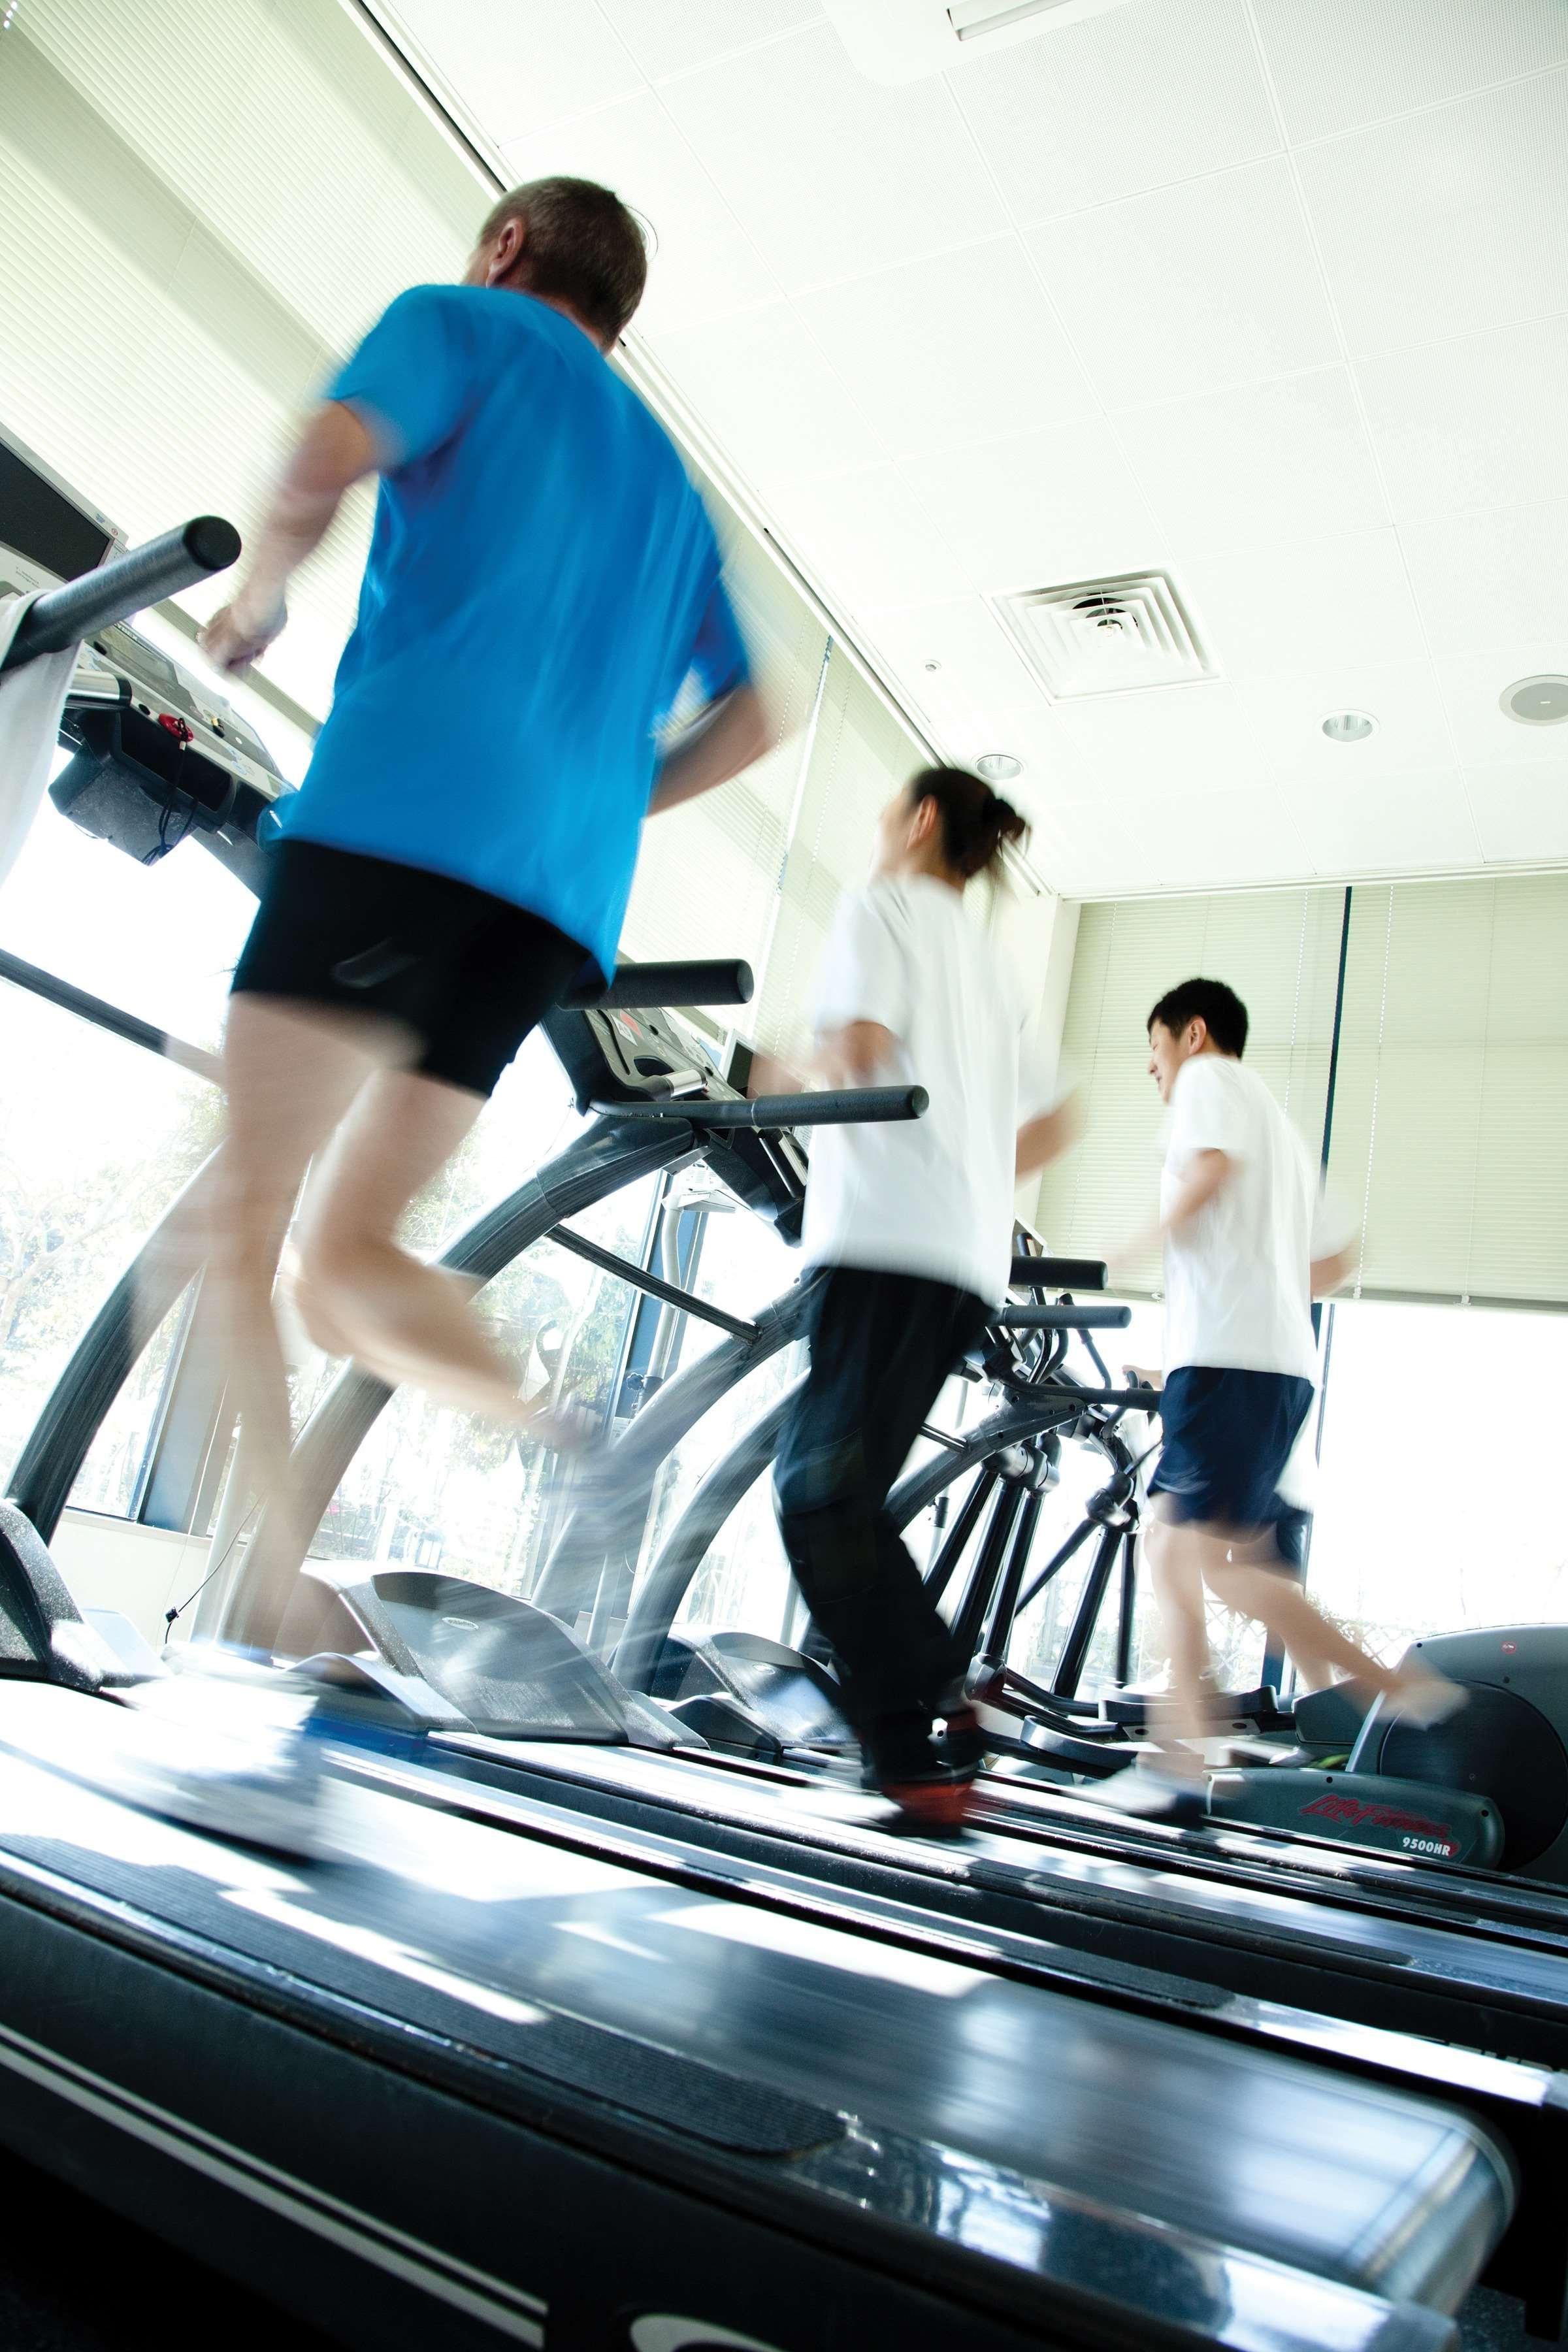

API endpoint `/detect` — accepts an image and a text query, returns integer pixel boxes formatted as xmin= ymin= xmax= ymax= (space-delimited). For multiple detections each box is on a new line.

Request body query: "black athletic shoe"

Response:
xmin=934 ymin=1699 xmax=986 ymax=1780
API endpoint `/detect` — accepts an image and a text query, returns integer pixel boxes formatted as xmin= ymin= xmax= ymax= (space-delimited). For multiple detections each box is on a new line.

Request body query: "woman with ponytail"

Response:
xmin=770 ymin=766 xmax=1078 ymax=1832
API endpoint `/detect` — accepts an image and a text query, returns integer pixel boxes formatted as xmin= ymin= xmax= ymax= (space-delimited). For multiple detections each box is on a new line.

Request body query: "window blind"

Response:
xmin=752 ymin=640 xmax=928 ymax=1063
xmin=619 ymin=528 xmax=828 ymax=980
xmin=1034 ymin=888 xmax=1345 ymax=1292
xmin=0 ymin=0 xmax=479 ymax=717
xmin=1326 ymin=875 xmax=1568 ymax=1307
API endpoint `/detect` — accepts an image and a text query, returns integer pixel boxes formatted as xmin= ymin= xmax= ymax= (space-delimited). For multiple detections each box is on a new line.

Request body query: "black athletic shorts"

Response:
xmin=1148 ymin=1365 xmax=1314 ymax=1535
xmin=231 ymin=840 xmax=591 ymax=1098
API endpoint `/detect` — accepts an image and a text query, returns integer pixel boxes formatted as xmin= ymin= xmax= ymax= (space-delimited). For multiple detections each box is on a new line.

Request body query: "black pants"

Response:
xmin=773 ymin=1267 xmax=989 ymax=1778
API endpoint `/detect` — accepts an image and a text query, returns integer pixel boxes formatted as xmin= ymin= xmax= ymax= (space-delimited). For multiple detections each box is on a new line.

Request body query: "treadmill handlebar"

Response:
xmin=559 ymin=957 xmax=755 ymax=1011
xmin=1010 ymin=1254 xmax=1109 ymax=1292
xmin=588 ymin=1083 xmax=927 ymax=1132
xmin=1000 ymin=1302 xmax=1133 ymax=1331
xmin=1 ymin=517 xmax=242 ymax=672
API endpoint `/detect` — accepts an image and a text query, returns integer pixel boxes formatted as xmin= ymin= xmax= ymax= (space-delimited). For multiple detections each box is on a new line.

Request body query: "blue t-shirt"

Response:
xmin=282 ymin=284 xmax=749 ymax=982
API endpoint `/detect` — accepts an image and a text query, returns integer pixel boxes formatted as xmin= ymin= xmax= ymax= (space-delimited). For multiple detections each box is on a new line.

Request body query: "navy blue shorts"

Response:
xmin=1149 ymin=1366 xmax=1314 ymax=1533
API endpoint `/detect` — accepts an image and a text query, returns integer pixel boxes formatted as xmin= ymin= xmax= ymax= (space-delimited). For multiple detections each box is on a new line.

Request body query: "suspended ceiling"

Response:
xmin=382 ymin=0 xmax=1568 ymax=900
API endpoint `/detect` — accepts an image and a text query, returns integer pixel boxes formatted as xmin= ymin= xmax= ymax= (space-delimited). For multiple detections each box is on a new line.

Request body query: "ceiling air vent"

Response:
xmin=992 ymin=570 xmax=1214 ymax=701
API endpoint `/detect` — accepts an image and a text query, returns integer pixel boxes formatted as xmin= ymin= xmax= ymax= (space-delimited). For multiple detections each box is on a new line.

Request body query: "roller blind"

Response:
xmin=1035 ymin=889 xmax=1345 ymax=1292
xmin=0 ymin=0 xmax=479 ymax=716
xmin=619 ymin=528 xmax=828 ymax=979
xmin=753 ymin=641 xmax=928 ymax=1062
xmin=1326 ymin=875 xmax=1568 ymax=1307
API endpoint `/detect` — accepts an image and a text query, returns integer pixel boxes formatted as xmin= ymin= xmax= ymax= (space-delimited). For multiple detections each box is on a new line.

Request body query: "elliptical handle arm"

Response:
xmin=1 ymin=517 xmax=242 ymax=672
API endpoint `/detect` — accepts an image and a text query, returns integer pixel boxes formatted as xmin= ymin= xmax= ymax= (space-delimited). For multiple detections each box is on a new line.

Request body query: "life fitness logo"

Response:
xmin=628 ymin=2323 xmax=789 ymax=2352
xmin=1300 ymin=1793 xmax=1459 ymax=1858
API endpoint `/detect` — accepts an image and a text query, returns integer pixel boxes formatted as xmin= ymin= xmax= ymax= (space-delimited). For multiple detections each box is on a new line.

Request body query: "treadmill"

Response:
xmin=1 ymin=507 xmax=1525 ymax=2351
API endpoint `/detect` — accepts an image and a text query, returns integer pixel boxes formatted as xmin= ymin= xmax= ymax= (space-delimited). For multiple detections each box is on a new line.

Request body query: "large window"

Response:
xmin=0 ymin=976 xmax=220 ymax=1499
xmin=1309 ymin=1298 xmax=1568 ymax=1659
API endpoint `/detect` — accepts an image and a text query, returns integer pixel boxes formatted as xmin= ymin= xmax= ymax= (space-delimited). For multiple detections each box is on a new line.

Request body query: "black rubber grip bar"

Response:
xmin=559 ymin=958 xmax=755 ymax=1011
xmin=2 ymin=517 xmax=242 ymax=672
xmin=1000 ymin=1303 xmax=1132 ymax=1331
xmin=589 ymin=1085 xmax=927 ymax=1130
xmin=1010 ymin=1254 xmax=1109 ymax=1292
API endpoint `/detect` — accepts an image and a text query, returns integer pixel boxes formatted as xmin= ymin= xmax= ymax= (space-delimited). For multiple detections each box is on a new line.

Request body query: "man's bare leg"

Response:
xmin=1205 ymin=1541 xmax=1410 ymax=1696
xmin=211 ymin=996 xmax=396 ymax=1616
xmin=291 ymin=1068 xmax=545 ymax=1424
xmin=1143 ymin=1504 xmax=1217 ymax=1771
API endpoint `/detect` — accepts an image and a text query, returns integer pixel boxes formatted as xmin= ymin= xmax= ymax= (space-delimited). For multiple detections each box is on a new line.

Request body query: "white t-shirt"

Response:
xmin=800 ymin=875 xmax=1056 ymax=1308
xmin=1160 ymin=1054 xmax=1339 ymax=1380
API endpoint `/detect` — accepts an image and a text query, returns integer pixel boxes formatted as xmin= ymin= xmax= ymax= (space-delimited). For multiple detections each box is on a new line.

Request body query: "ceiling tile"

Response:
xmin=1355 ymin=314 xmax=1568 ymax=519
xmin=792 ymin=238 xmax=1096 ymax=460
xmin=900 ymin=419 xmax=1163 ymax=591
xmin=1026 ymin=160 xmax=1341 ymax=408
xmin=1147 ymin=789 xmax=1311 ymax=888
xmin=649 ymin=303 xmax=886 ymax=482
xmin=1438 ymin=650 xmax=1568 ymax=769
xmin=598 ymin=0 xmax=823 ymax=82
xmin=1462 ymin=764 xmax=1568 ymax=862
xmin=948 ymin=702 xmax=1094 ymax=805
xmin=1236 ymin=660 xmax=1454 ymax=785
xmin=1284 ymin=769 xmax=1482 ymax=874
xmin=1114 ymin=368 xmax=1388 ymax=559
xmin=1054 ymin=682 xmax=1272 ymax=800
xmin=862 ymin=597 xmax=1041 ymax=725
xmin=777 ymin=466 xmax=974 ymax=607
xmin=1298 ymin=71 xmax=1568 ymax=359
xmin=1183 ymin=531 xmax=1427 ymax=680
xmin=1250 ymin=0 xmax=1568 ymax=145
xmin=1032 ymin=808 xmax=1164 ymax=900
xmin=500 ymin=92 xmax=777 ymax=333
xmin=393 ymin=0 xmax=642 ymax=145
xmin=658 ymin=25 xmax=1005 ymax=293
xmin=1401 ymin=501 xmax=1568 ymax=659
xmin=948 ymin=0 xmax=1278 ymax=226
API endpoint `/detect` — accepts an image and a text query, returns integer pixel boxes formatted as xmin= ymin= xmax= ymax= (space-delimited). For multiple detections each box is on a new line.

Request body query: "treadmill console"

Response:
xmin=54 ymin=619 xmax=291 ymax=889
xmin=2 ymin=422 xmax=292 ymax=892
xmin=542 ymin=998 xmax=808 ymax=1241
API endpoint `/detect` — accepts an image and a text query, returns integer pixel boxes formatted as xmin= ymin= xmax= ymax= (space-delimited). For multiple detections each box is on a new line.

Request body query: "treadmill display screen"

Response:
xmin=0 ymin=439 xmax=114 ymax=581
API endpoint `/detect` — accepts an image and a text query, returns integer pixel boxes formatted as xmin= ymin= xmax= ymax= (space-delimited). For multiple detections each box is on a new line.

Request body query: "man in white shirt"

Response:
xmin=1125 ymin=977 xmax=1458 ymax=1798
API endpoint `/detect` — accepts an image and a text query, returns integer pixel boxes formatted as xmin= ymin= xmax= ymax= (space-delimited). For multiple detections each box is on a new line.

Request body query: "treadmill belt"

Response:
xmin=0 ymin=1831 xmax=840 ymax=2158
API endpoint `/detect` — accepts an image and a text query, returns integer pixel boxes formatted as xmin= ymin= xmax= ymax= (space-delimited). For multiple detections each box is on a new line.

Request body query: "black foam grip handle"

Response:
xmin=2 ymin=517 xmax=242 ymax=672
xmin=560 ymin=958 xmax=755 ymax=1010
xmin=750 ymin=1084 xmax=927 ymax=1129
xmin=586 ymin=1083 xmax=927 ymax=1131
xmin=1001 ymin=1302 xmax=1132 ymax=1330
xmin=1010 ymin=1254 xmax=1109 ymax=1292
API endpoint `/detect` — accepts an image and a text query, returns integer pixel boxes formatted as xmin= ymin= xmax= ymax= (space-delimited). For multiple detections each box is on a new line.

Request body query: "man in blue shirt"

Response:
xmin=199 ymin=177 xmax=768 ymax=1609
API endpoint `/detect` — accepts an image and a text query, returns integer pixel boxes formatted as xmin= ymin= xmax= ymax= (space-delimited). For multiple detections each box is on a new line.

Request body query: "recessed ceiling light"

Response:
xmin=1501 ymin=674 xmax=1568 ymax=726
xmin=923 ymin=659 xmax=942 ymax=672
xmin=976 ymin=751 xmax=1022 ymax=781
xmin=1320 ymin=711 xmax=1377 ymax=743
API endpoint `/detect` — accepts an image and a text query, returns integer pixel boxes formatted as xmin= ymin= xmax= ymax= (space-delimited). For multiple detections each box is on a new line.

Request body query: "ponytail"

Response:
xmin=907 ymin=764 xmax=1028 ymax=881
